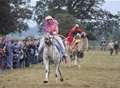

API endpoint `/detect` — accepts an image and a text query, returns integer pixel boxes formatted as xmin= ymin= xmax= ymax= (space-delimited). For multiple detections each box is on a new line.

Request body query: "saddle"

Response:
xmin=72 ymin=39 xmax=81 ymax=49
xmin=74 ymin=39 xmax=81 ymax=45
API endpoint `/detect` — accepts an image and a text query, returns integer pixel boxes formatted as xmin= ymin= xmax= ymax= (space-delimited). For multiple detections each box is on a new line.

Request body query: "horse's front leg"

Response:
xmin=74 ymin=54 xmax=78 ymax=65
xmin=55 ymin=60 xmax=63 ymax=82
xmin=43 ymin=54 xmax=49 ymax=83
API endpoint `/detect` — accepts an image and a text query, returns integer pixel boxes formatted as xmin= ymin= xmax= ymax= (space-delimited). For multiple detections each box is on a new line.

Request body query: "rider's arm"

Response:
xmin=53 ymin=23 xmax=59 ymax=35
xmin=71 ymin=26 xmax=76 ymax=32
xmin=71 ymin=38 xmax=75 ymax=48
xmin=55 ymin=25 xmax=59 ymax=34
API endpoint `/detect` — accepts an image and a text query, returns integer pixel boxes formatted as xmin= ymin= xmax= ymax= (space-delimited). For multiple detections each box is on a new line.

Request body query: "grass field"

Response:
xmin=0 ymin=50 xmax=120 ymax=88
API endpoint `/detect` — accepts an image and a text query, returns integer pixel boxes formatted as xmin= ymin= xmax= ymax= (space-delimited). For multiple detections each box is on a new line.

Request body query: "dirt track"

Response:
xmin=0 ymin=51 xmax=120 ymax=88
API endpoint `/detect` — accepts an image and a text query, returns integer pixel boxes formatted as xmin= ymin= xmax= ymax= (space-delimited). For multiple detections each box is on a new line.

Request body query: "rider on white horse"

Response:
xmin=38 ymin=16 xmax=67 ymax=63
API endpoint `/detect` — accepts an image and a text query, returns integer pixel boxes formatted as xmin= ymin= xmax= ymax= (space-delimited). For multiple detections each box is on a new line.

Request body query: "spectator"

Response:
xmin=114 ymin=41 xmax=119 ymax=55
xmin=108 ymin=40 xmax=114 ymax=55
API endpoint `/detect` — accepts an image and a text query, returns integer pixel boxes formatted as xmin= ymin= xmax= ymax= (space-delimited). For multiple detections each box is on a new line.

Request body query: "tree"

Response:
xmin=0 ymin=0 xmax=16 ymax=35
xmin=0 ymin=0 xmax=33 ymax=35
xmin=35 ymin=0 xmax=48 ymax=24
xmin=55 ymin=13 xmax=77 ymax=36
xmin=10 ymin=0 xmax=32 ymax=32
xmin=81 ymin=10 xmax=120 ymax=40
xmin=48 ymin=0 xmax=105 ymax=19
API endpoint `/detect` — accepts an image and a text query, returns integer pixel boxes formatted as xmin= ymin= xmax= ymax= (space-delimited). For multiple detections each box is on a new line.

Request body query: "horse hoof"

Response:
xmin=55 ymin=74 xmax=57 ymax=77
xmin=43 ymin=81 xmax=48 ymax=83
xmin=60 ymin=78 xmax=64 ymax=82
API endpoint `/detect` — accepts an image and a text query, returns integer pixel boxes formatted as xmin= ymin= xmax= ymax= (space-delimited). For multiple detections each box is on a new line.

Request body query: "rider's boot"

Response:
xmin=63 ymin=55 xmax=67 ymax=64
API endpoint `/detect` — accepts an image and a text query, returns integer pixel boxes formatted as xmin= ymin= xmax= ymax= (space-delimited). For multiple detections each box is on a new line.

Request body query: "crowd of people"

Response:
xmin=0 ymin=37 xmax=41 ymax=70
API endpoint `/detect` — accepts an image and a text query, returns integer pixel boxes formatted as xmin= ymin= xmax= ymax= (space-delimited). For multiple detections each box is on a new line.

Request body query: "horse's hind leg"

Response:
xmin=43 ymin=57 xmax=49 ymax=83
xmin=74 ymin=55 xmax=78 ymax=65
xmin=55 ymin=62 xmax=63 ymax=82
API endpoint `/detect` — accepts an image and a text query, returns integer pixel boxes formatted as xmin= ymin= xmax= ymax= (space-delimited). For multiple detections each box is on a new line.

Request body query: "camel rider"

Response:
xmin=38 ymin=16 xmax=67 ymax=63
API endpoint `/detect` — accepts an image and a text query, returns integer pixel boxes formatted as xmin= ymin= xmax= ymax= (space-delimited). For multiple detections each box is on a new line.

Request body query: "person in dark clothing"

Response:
xmin=0 ymin=43 xmax=4 ymax=69
xmin=108 ymin=40 xmax=114 ymax=55
xmin=23 ymin=41 xmax=30 ymax=67
xmin=29 ymin=40 xmax=36 ymax=64
xmin=6 ymin=40 xmax=14 ymax=69
xmin=13 ymin=42 xmax=21 ymax=68
xmin=114 ymin=41 xmax=119 ymax=55
xmin=100 ymin=38 xmax=106 ymax=51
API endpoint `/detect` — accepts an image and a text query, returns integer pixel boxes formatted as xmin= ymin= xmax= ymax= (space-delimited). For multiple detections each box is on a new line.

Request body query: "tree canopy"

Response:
xmin=48 ymin=0 xmax=105 ymax=19
xmin=0 ymin=0 xmax=16 ymax=35
xmin=0 ymin=0 xmax=120 ymax=41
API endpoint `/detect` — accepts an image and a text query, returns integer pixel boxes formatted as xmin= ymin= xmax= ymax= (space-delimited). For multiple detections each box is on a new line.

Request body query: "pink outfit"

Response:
xmin=44 ymin=19 xmax=59 ymax=34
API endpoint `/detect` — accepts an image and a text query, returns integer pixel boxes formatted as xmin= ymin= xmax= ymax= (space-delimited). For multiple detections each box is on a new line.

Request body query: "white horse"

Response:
xmin=39 ymin=34 xmax=63 ymax=83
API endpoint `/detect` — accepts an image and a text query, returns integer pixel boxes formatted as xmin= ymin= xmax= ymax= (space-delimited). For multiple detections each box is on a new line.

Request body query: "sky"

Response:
xmin=102 ymin=0 xmax=120 ymax=14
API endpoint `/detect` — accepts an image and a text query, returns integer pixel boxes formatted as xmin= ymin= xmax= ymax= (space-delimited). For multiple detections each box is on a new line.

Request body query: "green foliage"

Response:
xmin=87 ymin=32 xmax=97 ymax=40
xmin=48 ymin=0 xmax=105 ymax=19
xmin=55 ymin=13 xmax=76 ymax=36
xmin=0 ymin=0 xmax=32 ymax=35
xmin=0 ymin=0 xmax=120 ymax=41
xmin=35 ymin=0 xmax=48 ymax=23
xmin=10 ymin=0 xmax=32 ymax=32
xmin=0 ymin=0 xmax=16 ymax=35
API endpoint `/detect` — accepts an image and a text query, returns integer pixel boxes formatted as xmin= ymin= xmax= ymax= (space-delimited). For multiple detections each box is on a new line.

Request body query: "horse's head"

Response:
xmin=81 ymin=32 xmax=87 ymax=38
xmin=44 ymin=34 xmax=53 ymax=46
xmin=73 ymin=32 xmax=88 ymax=52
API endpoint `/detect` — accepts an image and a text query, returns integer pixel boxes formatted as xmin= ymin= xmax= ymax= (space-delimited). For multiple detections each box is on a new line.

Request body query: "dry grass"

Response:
xmin=0 ymin=50 xmax=120 ymax=88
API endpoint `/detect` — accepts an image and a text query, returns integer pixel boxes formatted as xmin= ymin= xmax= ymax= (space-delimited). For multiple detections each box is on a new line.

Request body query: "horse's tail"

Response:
xmin=82 ymin=37 xmax=89 ymax=51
